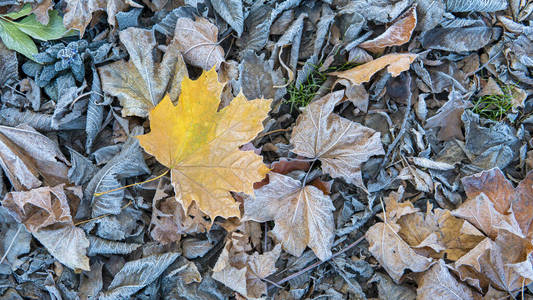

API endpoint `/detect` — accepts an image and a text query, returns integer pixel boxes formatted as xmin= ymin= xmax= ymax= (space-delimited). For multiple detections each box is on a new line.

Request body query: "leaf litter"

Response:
xmin=0 ymin=0 xmax=533 ymax=299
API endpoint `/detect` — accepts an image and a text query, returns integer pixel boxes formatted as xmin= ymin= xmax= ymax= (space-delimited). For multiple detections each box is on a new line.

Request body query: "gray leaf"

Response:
xmin=86 ymin=66 xmax=104 ymax=153
xmin=100 ymin=252 xmax=180 ymax=300
xmin=116 ymin=8 xmax=142 ymax=31
xmin=239 ymin=51 xmax=282 ymax=100
xmin=446 ymin=0 xmax=507 ymax=12
xmin=239 ymin=4 xmax=272 ymax=51
xmin=369 ymin=272 xmax=416 ymax=300
xmin=86 ymin=134 xmax=150 ymax=218
xmin=92 ymin=145 xmax=122 ymax=166
xmin=416 ymin=0 xmax=445 ymax=31
xmin=210 ymin=0 xmax=244 ymax=36
xmin=421 ymin=26 xmax=501 ymax=52
xmin=68 ymin=148 xmax=97 ymax=186
xmin=0 ymin=108 xmax=54 ymax=131
xmin=87 ymin=236 xmax=141 ymax=256
xmin=153 ymin=6 xmax=197 ymax=36
xmin=80 ymin=261 xmax=103 ymax=300
xmin=0 ymin=42 xmax=18 ymax=87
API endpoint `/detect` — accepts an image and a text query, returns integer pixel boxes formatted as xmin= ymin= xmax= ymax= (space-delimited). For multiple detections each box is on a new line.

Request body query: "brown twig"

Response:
xmin=256 ymin=128 xmax=291 ymax=139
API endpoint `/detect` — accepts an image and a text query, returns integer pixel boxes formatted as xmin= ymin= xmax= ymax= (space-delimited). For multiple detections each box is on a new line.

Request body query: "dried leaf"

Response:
xmin=366 ymin=221 xmax=434 ymax=283
xmin=0 ymin=124 xmax=69 ymax=191
xmin=446 ymin=0 xmax=507 ymax=12
xmin=331 ymin=53 xmax=417 ymax=85
xmin=359 ymin=6 xmax=417 ymax=53
xmin=1 ymin=184 xmax=90 ymax=271
xmin=98 ymin=27 xmax=187 ymax=118
xmin=100 ymin=252 xmax=180 ymax=299
xmin=211 ymin=0 xmax=244 ymax=36
xmin=425 ymin=90 xmax=471 ymax=141
xmin=137 ymin=69 xmax=271 ymax=221
xmin=243 ymin=173 xmax=335 ymax=260
xmin=63 ymin=0 xmax=142 ymax=36
xmin=291 ymin=91 xmax=384 ymax=188
xmin=212 ymin=233 xmax=281 ymax=298
xmin=173 ymin=17 xmax=225 ymax=70
xmin=421 ymin=26 xmax=500 ymax=53
xmin=417 ymin=259 xmax=480 ymax=300
xmin=369 ymin=273 xmax=416 ymax=300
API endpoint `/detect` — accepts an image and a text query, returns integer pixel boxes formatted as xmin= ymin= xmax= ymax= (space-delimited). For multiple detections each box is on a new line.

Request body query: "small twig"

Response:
xmin=74 ymin=201 xmax=132 ymax=226
xmin=0 ymin=225 xmax=22 ymax=265
xmin=93 ymin=169 xmax=169 ymax=197
xmin=256 ymin=128 xmax=291 ymax=139
xmin=273 ymin=235 xmax=365 ymax=286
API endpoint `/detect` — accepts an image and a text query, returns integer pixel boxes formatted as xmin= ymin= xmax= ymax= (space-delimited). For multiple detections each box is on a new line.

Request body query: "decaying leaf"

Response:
xmin=98 ymin=27 xmax=187 ymax=117
xmin=446 ymin=0 xmax=507 ymax=12
xmin=0 ymin=124 xmax=70 ymax=191
xmin=331 ymin=53 xmax=417 ymax=85
xmin=173 ymin=17 xmax=225 ymax=70
xmin=63 ymin=0 xmax=142 ymax=36
xmin=1 ymin=184 xmax=90 ymax=271
xmin=421 ymin=26 xmax=500 ymax=53
xmin=243 ymin=172 xmax=335 ymax=260
xmin=137 ymin=68 xmax=271 ymax=221
xmin=100 ymin=252 xmax=180 ymax=299
xmin=425 ymin=90 xmax=471 ymax=141
xmin=417 ymin=259 xmax=480 ymax=300
xmin=359 ymin=6 xmax=417 ymax=53
xmin=291 ymin=91 xmax=384 ymax=188
xmin=212 ymin=232 xmax=281 ymax=298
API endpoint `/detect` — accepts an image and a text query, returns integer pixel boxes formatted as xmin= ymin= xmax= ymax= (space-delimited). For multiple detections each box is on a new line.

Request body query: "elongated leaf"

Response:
xmin=2 ymin=4 xmax=32 ymax=19
xmin=211 ymin=0 xmax=244 ymax=36
xmin=100 ymin=252 xmax=180 ymax=299
xmin=14 ymin=10 xmax=68 ymax=41
xmin=446 ymin=0 xmax=507 ymax=12
xmin=0 ymin=19 xmax=37 ymax=60
xmin=85 ymin=66 xmax=104 ymax=153
xmin=87 ymin=236 xmax=141 ymax=256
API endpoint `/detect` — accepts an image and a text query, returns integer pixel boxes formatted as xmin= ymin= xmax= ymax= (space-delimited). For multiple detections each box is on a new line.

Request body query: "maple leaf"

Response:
xmin=359 ymin=5 xmax=417 ymax=53
xmin=212 ymin=232 xmax=281 ymax=299
xmin=137 ymin=68 xmax=271 ymax=221
xmin=98 ymin=27 xmax=187 ymax=118
xmin=1 ymin=184 xmax=90 ymax=271
xmin=243 ymin=172 xmax=335 ymax=260
xmin=291 ymin=91 xmax=384 ymax=189
xmin=416 ymin=260 xmax=480 ymax=299
xmin=331 ymin=53 xmax=417 ymax=85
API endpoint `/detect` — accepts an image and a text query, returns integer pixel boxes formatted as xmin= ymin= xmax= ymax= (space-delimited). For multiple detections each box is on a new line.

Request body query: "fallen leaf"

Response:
xmin=330 ymin=53 xmax=417 ymax=85
xmin=211 ymin=0 xmax=244 ymax=36
xmin=99 ymin=252 xmax=180 ymax=299
xmin=173 ymin=17 xmax=225 ymax=70
xmin=359 ymin=6 xmax=417 ymax=53
xmin=243 ymin=172 xmax=335 ymax=260
xmin=416 ymin=259 xmax=480 ymax=300
xmin=421 ymin=26 xmax=500 ymax=53
xmin=290 ymin=91 xmax=384 ymax=188
xmin=458 ymin=168 xmax=533 ymax=238
xmin=369 ymin=272 xmax=416 ymax=300
xmin=454 ymin=230 xmax=533 ymax=293
xmin=63 ymin=0 xmax=142 ymax=36
xmin=137 ymin=68 xmax=271 ymax=221
xmin=366 ymin=221 xmax=434 ymax=283
xmin=1 ymin=184 xmax=90 ymax=271
xmin=446 ymin=0 xmax=507 ymax=12
xmin=98 ymin=27 xmax=187 ymax=117
xmin=425 ymin=90 xmax=471 ymax=141
xmin=31 ymin=0 xmax=52 ymax=25
xmin=0 ymin=124 xmax=70 ymax=191
xmin=212 ymin=232 xmax=281 ymax=299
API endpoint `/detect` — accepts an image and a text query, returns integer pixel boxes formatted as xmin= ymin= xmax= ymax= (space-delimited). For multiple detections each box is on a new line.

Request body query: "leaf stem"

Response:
xmin=93 ymin=169 xmax=169 ymax=197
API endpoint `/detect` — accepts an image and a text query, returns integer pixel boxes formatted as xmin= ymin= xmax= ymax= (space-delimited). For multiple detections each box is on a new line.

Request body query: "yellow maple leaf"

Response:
xmin=137 ymin=68 xmax=271 ymax=220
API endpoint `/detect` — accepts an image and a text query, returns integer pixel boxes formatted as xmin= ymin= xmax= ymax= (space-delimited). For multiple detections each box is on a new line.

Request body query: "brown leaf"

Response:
xmin=459 ymin=168 xmax=533 ymax=237
xmin=291 ymin=91 xmax=384 ymax=188
xmin=99 ymin=28 xmax=187 ymax=118
xmin=212 ymin=232 xmax=281 ymax=299
xmin=331 ymin=53 xmax=417 ymax=85
xmin=243 ymin=173 xmax=335 ymax=260
xmin=416 ymin=259 xmax=480 ymax=300
xmin=359 ymin=6 xmax=417 ymax=53
xmin=0 ymin=124 xmax=69 ymax=191
xmin=31 ymin=0 xmax=53 ymax=25
xmin=365 ymin=221 xmax=434 ymax=283
xmin=398 ymin=205 xmax=485 ymax=261
xmin=425 ymin=90 xmax=471 ymax=141
xmin=1 ymin=185 xmax=90 ymax=271
xmin=454 ymin=230 xmax=533 ymax=293
xmin=452 ymin=193 xmax=522 ymax=239
xmin=63 ymin=0 xmax=141 ymax=36
xmin=173 ymin=17 xmax=225 ymax=70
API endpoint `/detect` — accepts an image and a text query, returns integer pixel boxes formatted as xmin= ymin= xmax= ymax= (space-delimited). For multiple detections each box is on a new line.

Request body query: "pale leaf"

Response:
xmin=416 ymin=259 xmax=479 ymax=300
xmin=290 ymin=91 xmax=384 ymax=188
